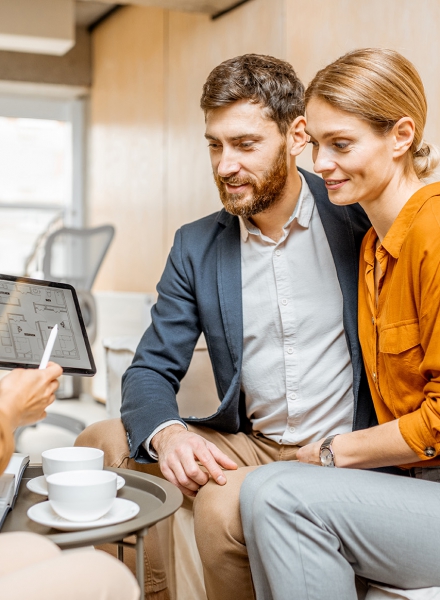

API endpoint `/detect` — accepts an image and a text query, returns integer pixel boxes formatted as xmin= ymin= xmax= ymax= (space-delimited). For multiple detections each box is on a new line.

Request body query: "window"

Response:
xmin=0 ymin=96 xmax=85 ymax=276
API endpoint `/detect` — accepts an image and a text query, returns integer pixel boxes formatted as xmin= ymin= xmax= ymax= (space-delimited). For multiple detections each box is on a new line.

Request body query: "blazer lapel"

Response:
xmin=301 ymin=170 xmax=360 ymax=364
xmin=216 ymin=211 xmax=243 ymax=370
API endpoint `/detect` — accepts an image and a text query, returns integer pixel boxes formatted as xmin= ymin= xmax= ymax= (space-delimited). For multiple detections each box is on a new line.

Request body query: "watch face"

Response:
xmin=320 ymin=448 xmax=333 ymax=467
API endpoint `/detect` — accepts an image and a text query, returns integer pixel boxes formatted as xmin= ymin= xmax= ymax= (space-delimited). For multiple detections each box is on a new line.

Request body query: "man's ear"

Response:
xmin=392 ymin=117 xmax=415 ymax=158
xmin=287 ymin=116 xmax=308 ymax=157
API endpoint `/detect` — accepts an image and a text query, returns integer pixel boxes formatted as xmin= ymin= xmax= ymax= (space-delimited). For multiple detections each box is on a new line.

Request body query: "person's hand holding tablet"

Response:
xmin=0 ymin=275 xmax=96 ymax=376
xmin=0 ymin=362 xmax=62 ymax=429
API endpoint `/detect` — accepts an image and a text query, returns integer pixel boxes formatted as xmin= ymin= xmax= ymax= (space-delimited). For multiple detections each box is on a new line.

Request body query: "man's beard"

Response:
xmin=214 ymin=142 xmax=288 ymax=219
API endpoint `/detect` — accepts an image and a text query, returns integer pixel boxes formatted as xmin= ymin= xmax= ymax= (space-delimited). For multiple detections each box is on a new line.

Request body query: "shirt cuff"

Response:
xmin=398 ymin=410 xmax=440 ymax=461
xmin=143 ymin=420 xmax=187 ymax=460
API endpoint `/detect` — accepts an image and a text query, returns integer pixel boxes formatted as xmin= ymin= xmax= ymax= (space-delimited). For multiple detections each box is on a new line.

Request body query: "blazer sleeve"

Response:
xmin=121 ymin=228 xmax=202 ymax=463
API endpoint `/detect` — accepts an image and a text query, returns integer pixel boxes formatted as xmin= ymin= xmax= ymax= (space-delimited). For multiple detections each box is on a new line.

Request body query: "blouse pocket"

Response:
xmin=378 ymin=319 xmax=425 ymax=417
xmin=379 ymin=320 xmax=420 ymax=354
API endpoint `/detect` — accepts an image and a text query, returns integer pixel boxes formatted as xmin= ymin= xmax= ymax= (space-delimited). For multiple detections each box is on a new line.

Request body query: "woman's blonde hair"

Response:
xmin=305 ymin=48 xmax=440 ymax=179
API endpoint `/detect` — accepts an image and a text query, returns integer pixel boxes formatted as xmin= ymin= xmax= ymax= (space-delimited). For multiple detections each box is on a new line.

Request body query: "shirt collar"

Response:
xmin=380 ymin=182 xmax=440 ymax=259
xmin=239 ymin=172 xmax=315 ymax=242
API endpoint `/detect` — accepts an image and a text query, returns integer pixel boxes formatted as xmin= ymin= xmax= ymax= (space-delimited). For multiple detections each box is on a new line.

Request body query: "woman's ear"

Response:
xmin=288 ymin=116 xmax=308 ymax=157
xmin=392 ymin=117 xmax=415 ymax=158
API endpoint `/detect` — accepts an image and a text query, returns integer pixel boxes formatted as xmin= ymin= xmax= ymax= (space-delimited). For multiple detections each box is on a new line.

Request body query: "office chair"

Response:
xmin=43 ymin=224 xmax=115 ymax=343
xmin=42 ymin=224 xmax=115 ymax=294
xmin=43 ymin=224 xmax=115 ymax=395
xmin=14 ymin=225 xmax=115 ymax=446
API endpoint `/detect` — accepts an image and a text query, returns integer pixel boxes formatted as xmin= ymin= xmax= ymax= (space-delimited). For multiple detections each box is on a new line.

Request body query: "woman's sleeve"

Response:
xmin=0 ymin=408 xmax=15 ymax=475
xmin=398 ymin=200 xmax=440 ymax=459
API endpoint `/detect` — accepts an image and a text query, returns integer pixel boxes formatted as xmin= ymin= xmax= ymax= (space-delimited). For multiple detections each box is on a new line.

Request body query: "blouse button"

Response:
xmin=424 ymin=447 xmax=436 ymax=457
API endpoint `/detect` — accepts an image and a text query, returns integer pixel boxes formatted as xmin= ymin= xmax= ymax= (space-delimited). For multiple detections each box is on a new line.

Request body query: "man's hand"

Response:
xmin=0 ymin=362 xmax=63 ymax=429
xmin=152 ymin=425 xmax=238 ymax=497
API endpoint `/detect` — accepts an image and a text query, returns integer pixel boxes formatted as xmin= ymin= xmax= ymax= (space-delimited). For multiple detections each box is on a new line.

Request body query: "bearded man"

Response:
xmin=77 ymin=54 xmax=378 ymax=600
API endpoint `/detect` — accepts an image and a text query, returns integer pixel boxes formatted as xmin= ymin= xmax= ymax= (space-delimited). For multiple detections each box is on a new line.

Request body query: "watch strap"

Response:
xmin=320 ymin=434 xmax=339 ymax=467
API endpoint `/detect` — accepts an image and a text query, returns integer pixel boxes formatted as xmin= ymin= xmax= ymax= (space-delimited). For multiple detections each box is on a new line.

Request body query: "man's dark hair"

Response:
xmin=200 ymin=54 xmax=305 ymax=135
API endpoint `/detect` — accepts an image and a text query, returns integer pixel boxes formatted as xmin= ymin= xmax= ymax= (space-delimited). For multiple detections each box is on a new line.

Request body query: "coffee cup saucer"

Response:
xmin=27 ymin=498 xmax=140 ymax=531
xmin=27 ymin=474 xmax=125 ymax=496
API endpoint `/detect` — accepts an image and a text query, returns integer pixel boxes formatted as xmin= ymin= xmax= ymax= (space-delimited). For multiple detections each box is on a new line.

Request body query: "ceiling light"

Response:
xmin=0 ymin=0 xmax=74 ymax=56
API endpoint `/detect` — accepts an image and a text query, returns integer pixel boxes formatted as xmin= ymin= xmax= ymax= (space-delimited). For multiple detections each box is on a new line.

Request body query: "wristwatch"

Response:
xmin=319 ymin=434 xmax=339 ymax=467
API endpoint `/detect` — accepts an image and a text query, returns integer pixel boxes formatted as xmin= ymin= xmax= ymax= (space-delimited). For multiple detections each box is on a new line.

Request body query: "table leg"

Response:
xmin=112 ymin=530 xmax=148 ymax=596
xmin=136 ymin=531 xmax=145 ymax=599
xmin=117 ymin=544 xmax=124 ymax=562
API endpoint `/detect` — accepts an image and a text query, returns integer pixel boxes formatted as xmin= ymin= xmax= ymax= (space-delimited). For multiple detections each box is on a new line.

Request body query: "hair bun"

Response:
xmin=413 ymin=140 xmax=429 ymax=156
xmin=413 ymin=140 xmax=440 ymax=179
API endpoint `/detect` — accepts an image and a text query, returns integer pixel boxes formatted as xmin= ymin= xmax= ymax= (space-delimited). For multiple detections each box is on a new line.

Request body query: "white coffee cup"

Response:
xmin=42 ymin=447 xmax=104 ymax=477
xmin=46 ymin=470 xmax=117 ymax=522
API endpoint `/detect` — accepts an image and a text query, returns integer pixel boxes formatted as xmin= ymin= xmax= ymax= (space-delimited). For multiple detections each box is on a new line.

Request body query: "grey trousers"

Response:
xmin=240 ymin=462 xmax=440 ymax=600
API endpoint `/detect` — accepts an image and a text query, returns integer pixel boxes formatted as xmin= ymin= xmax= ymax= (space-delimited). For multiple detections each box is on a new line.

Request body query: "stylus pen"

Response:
xmin=39 ymin=324 xmax=58 ymax=370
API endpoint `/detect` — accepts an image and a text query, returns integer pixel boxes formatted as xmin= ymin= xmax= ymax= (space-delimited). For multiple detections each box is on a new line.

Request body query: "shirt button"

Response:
xmin=275 ymin=250 xmax=281 ymax=256
xmin=424 ymin=447 xmax=436 ymax=457
xmin=289 ymin=393 xmax=297 ymax=400
xmin=287 ymin=347 xmax=294 ymax=354
xmin=289 ymin=427 xmax=296 ymax=433
xmin=281 ymin=299 xmax=288 ymax=306
xmin=372 ymin=372 xmax=376 ymax=382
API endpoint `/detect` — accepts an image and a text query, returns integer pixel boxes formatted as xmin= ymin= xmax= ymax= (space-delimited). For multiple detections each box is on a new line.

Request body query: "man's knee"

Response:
xmin=75 ymin=418 xmax=130 ymax=468
xmin=194 ymin=468 xmax=256 ymax=563
xmin=195 ymin=477 xmax=238 ymax=530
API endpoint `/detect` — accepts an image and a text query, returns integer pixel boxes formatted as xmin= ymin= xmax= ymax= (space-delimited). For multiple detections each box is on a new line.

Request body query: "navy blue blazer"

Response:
xmin=122 ymin=169 xmax=377 ymax=463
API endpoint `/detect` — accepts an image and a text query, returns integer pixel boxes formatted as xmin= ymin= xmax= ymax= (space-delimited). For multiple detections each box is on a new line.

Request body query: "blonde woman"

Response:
xmin=240 ymin=48 xmax=440 ymax=599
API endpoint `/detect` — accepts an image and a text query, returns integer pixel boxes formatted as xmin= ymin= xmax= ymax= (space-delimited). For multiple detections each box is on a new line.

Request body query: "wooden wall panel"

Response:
xmin=88 ymin=6 xmax=166 ymax=292
xmin=89 ymin=0 xmax=286 ymax=292
xmin=287 ymin=0 xmax=440 ymax=176
xmin=165 ymin=0 xmax=286 ymax=248
xmin=89 ymin=0 xmax=440 ymax=293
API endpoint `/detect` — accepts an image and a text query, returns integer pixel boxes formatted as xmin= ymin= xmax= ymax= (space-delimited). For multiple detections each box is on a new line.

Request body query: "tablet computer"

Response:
xmin=0 ymin=274 xmax=96 ymax=376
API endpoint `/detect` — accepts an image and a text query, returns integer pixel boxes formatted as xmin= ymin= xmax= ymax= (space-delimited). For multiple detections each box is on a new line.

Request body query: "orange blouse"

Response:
xmin=358 ymin=183 xmax=440 ymax=468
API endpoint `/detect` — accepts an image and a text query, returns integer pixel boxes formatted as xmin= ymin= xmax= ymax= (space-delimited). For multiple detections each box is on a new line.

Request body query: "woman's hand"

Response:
xmin=0 ymin=362 xmax=63 ymax=429
xmin=297 ymin=440 xmax=324 ymax=465
xmin=297 ymin=421 xmax=421 ymax=469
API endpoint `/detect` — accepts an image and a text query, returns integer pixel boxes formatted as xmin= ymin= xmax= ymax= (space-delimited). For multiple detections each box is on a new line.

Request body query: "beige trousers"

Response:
xmin=0 ymin=531 xmax=140 ymax=600
xmin=75 ymin=419 xmax=300 ymax=600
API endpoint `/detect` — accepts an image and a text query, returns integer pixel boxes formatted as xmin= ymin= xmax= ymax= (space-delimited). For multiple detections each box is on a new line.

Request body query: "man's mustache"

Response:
xmin=218 ymin=175 xmax=254 ymax=186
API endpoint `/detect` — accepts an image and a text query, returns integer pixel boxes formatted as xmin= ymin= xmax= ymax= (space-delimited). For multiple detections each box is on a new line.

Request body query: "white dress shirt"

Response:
xmin=144 ymin=174 xmax=354 ymax=456
xmin=239 ymin=174 xmax=354 ymax=444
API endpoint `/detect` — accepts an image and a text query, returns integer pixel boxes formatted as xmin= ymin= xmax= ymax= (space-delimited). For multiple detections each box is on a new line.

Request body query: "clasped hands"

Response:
xmin=152 ymin=425 xmax=330 ymax=497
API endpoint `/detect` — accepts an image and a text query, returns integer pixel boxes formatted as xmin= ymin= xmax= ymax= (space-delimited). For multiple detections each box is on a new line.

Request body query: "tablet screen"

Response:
xmin=0 ymin=275 xmax=96 ymax=375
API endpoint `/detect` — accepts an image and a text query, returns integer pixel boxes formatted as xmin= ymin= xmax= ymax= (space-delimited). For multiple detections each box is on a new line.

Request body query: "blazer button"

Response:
xmin=424 ymin=447 xmax=436 ymax=457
